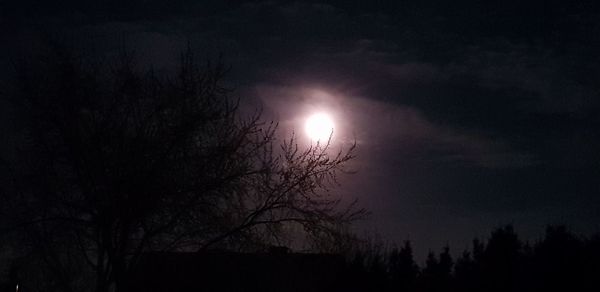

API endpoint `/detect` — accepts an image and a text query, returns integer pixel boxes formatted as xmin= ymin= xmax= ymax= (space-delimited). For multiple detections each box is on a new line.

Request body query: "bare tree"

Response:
xmin=3 ymin=47 xmax=365 ymax=292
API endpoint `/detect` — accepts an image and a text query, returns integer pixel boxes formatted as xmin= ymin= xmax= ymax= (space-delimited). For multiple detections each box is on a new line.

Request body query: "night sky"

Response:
xmin=3 ymin=0 xmax=600 ymax=261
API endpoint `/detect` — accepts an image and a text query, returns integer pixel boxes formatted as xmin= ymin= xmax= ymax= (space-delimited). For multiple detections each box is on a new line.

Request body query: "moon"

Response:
xmin=305 ymin=113 xmax=335 ymax=142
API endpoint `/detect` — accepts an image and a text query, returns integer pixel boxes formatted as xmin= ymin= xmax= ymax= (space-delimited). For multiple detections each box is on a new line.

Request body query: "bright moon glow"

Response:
xmin=305 ymin=113 xmax=335 ymax=142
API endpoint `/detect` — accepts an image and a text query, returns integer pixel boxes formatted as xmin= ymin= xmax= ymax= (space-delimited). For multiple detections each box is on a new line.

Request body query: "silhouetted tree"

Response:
xmin=419 ymin=251 xmax=439 ymax=291
xmin=438 ymin=246 xmax=453 ymax=277
xmin=388 ymin=240 xmax=418 ymax=291
xmin=532 ymin=225 xmax=584 ymax=290
xmin=472 ymin=238 xmax=484 ymax=263
xmin=2 ymin=46 xmax=365 ymax=292
xmin=454 ymin=250 xmax=476 ymax=292
xmin=481 ymin=225 xmax=522 ymax=292
xmin=583 ymin=233 xmax=600 ymax=289
xmin=354 ymin=238 xmax=386 ymax=291
xmin=418 ymin=246 xmax=453 ymax=292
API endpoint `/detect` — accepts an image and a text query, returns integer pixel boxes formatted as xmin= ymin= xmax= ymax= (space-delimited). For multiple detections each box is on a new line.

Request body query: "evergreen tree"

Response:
xmin=533 ymin=225 xmax=583 ymax=290
xmin=388 ymin=240 xmax=418 ymax=291
xmin=482 ymin=225 xmax=522 ymax=292
xmin=454 ymin=250 xmax=477 ymax=292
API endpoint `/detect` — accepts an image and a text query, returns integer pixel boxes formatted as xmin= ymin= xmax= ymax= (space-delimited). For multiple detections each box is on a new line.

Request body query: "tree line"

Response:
xmin=343 ymin=225 xmax=600 ymax=291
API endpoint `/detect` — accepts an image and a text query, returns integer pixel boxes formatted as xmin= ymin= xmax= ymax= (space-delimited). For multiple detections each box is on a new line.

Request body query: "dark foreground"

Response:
xmin=4 ymin=225 xmax=600 ymax=292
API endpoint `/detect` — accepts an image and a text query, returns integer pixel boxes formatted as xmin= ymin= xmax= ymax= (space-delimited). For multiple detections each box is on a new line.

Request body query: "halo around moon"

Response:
xmin=305 ymin=113 xmax=335 ymax=142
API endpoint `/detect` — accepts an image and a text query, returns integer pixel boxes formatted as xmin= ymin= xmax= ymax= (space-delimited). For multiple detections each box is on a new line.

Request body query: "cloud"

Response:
xmin=7 ymin=0 xmax=589 ymax=172
xmin=251 ymin=83 xmax=532 ymax=169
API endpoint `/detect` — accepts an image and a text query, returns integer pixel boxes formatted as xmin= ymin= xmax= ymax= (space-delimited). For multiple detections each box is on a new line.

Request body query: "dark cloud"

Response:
xmin=3 ymin=0 xmax=600 ymax=259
